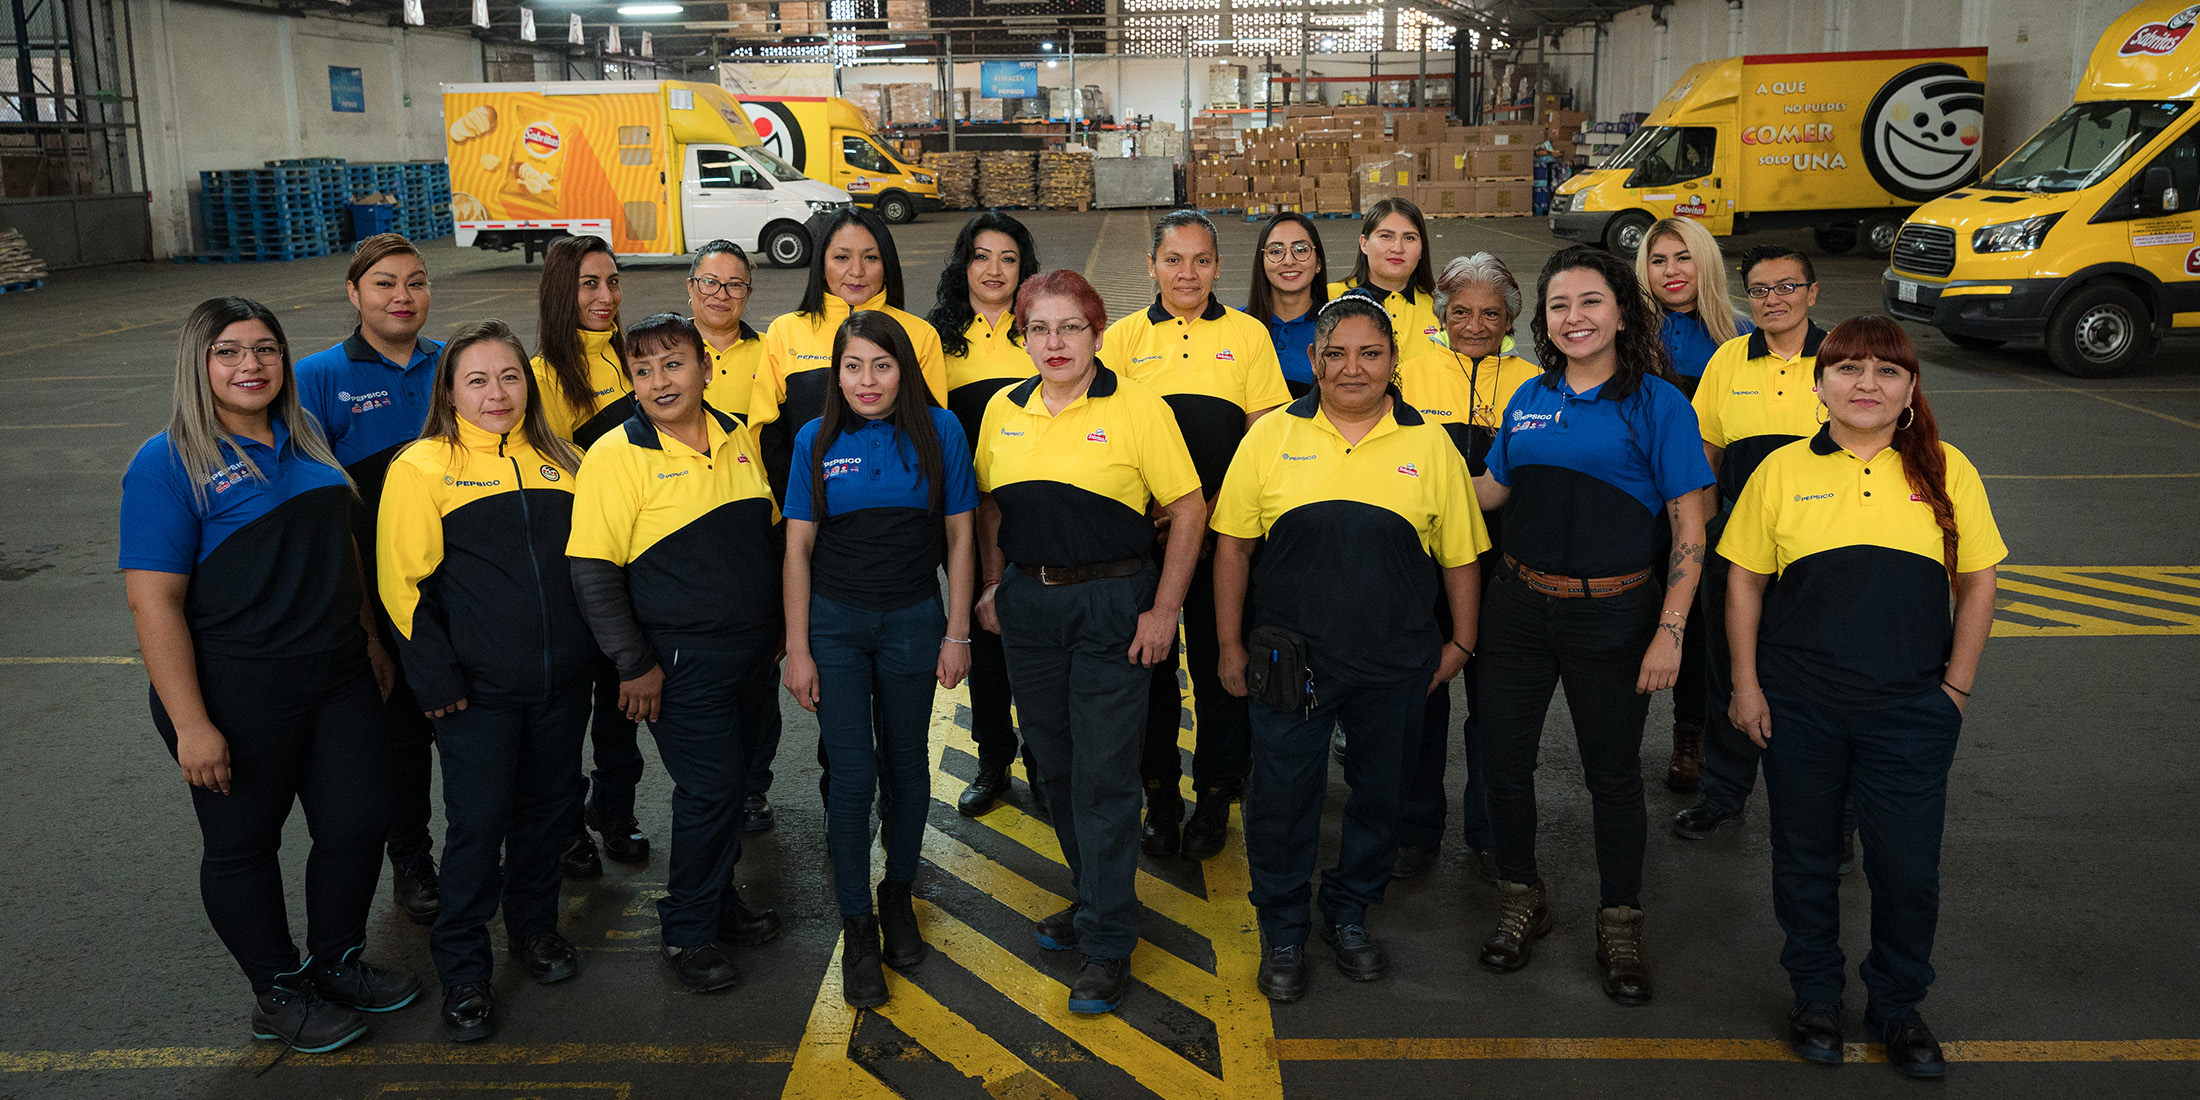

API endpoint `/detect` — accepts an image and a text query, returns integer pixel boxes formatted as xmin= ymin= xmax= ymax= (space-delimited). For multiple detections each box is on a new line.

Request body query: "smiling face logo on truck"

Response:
xmin=738 ymin=100 xmax=808 ymax=171
xmin=2121 ymin=4 xmax=2200 ymax=56
xmin=1861 ymin=63 xmax=1987 ymax=202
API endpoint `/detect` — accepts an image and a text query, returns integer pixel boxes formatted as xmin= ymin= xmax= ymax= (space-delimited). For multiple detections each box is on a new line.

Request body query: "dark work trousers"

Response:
xmin=585 ymin=655 xmax=644 ymax=821
xmin=966 ymin=621 xmax=1033 ymax=775
xmin=378 ymin=643 xmax=438 ymax=861
xmin=1692 ymin=555 xmax=1767 ymax=815
xmin=151 ymin=646 xmax=393 ymax=993
xmin=812 ymin=593 xmax=943 ymax=915
xmin=741 ymin=649 xmax=784 ymax=801
xmin=1763 ymin=686 xmax=1963 ymax=1023
xmin=429 ymin=679 xmax=591 ymax=986
xmin=1478 ymin=566 xmax=1658 ymax=909
xmin=1141 ymin=551 xmax=1252 ymax=796
xmin=1398 ymin=665 xmax=1493 ymax=852
xmin=1671 ymin=587 xmax=1710 ymax=732
xmin=1245 ymin=670 xmax=1432 ymax=948
xmin=997 ymin=563 xmax=1158 ymax=961
xmin=648 ymin=641 xmax=769 ymax=948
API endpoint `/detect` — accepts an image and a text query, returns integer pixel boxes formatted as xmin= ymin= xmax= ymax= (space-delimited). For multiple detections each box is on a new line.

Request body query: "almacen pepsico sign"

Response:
xmin=2120 ymin=5 xmax=2200 ymax=56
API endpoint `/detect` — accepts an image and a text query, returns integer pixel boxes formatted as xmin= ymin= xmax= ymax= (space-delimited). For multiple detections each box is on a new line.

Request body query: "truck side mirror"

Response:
xmin=2142 ymin=165 xmax=2177 ymax=216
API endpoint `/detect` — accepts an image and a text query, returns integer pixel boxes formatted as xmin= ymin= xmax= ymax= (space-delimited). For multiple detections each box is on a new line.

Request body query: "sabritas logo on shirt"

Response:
xmin=736 ymin=453 xmax=752 ymax=464
xmin=1086 ymin=429 xmax=1108 ymax=443
xmin=1396 ymin=463 xmax=1420 ymax=477
xmin=1214 ymin=349 xmax=1235 ymax=361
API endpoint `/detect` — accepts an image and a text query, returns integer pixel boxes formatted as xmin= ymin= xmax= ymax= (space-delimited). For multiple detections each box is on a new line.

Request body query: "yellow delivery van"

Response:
xmin=1551 ymin=48 xmax=1989 ymax=256
xmin=442 ymin=80 xmax=851 ymax=267
xmin=733 ymin=96 xmax=940 ymax=223
xmin=1886 ymin=0 xmax=2200 ymax=376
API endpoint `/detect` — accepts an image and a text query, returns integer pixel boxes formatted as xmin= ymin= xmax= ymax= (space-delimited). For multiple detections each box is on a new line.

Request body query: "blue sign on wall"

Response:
xmin=979 ymin=61 xmax=1038 ymax=99
xmin=330 ymin=67 xmax=365 ymax=113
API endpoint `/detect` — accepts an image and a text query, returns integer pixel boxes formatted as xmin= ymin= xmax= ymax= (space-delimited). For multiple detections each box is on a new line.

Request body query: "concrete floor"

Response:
xmin=3 ymin=210 xmax=2196 ymax=1100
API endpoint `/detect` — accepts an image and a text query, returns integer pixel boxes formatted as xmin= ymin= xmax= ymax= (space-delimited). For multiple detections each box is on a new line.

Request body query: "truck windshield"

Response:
xmin=1603 ymin=126 xmax=1664 ymax=171
xmin=737 ymin=144 xmax=810 ymax=183
xmin=1620 ymin=126 xmax=1717 ymax=188
xmin=1978 ymin=100 xmax=2191 ymax=192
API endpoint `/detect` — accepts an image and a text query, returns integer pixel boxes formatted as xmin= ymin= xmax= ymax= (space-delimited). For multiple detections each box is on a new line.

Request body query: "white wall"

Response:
xmin=130 ymin=0 xmax=484 ymax=257
xmin=1536 ymin=0 xmax=2131 ymax=169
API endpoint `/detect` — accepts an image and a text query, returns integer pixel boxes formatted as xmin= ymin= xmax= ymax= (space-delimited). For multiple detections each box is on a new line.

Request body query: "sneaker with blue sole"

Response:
xmin=1067 ymin=956 xmax=1129 ymax=1015
xmin=306 ymin=946 xmax=421 ymax=1012
xmin=251 ymin=979 xmax=369 ymax=1053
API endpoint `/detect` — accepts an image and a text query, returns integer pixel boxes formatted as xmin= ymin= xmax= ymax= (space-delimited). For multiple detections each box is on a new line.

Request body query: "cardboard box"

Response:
xmin=1444 ymin=126 xmax=1478 ymax=144
xmin=1216 ymin=176 xmax=1250 ymax=194
xmin=1418 ymin=182 xmax=1472 ymax=214
xmin=1354 ymin=154 xmax=1417 ymax=189
xmin=1488 ymin=125 xmax=1543 ymax=147
xmin=1348 ymin=139 xmax=1392 ymax=158
xmin=1393 ymin=111 xmax=1445 ymax=143
xmin=1477 ymin=180 xmax=1534 ymax=214
xmin=1286 ymin=103 xmax=1332 ymax=119
xmin=1472 ymin=148 xmax=1534 ymax=179
xmin=1250 ymin=174 xmax=1279 ymax=193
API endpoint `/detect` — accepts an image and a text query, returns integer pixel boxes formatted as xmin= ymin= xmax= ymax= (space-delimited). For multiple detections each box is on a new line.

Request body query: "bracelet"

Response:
xmin=944 ymin=637 xmax=972 ymax=645
xmin=1446 ymin=640 xmax=1473 ymax=658
xmin=981 ymin=580 xmax=1001 ymax=592
xmin=1660 ymin=610 xmax=1687 ymax=619
xmin=1942 ymin=680 xmax=1971 ymax=697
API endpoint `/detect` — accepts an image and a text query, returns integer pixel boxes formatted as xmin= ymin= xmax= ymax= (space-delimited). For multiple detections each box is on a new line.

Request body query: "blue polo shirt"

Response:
xmin=294 ymin=330 xmax=443 ymax=506
xmin=786 ymin=407 xmax=979 ymax=611
xmin=1266 ymin=311 xmax=1318 ymax=395
xmin=1487 ymin=371 xmax=1714 ymax=578
xmin=1658 ymin=309 xmax=1754 ymax=387
xmin=119 ymin=413 xmax=363 ymax=658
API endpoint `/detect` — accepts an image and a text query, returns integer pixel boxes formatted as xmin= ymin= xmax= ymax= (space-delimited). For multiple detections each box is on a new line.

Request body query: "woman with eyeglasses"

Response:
xmin=1722 ymin=316 xmax=2002 ymax=1079
xmin=686 ymin=239 xmax=768 ymax=425
xmin=1327 ymin=197 xmax=1441 ymax=352
xmin=1247 ymin=212 xmax=1330 ymax=399
xmin=123 ymin=297 xmax=420 ymax=1055
xmin=1100 ymin=209 xmax=1289 ymax=863
xmin=974 ymin=270 xmax=1205 ymax=1016
xmin=926 ymin=212 xmax=1043 ymax=817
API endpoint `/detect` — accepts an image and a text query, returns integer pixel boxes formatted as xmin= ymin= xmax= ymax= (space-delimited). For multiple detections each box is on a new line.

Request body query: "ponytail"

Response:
xmin=1815 ymin=315 xmax=1958 ymax=583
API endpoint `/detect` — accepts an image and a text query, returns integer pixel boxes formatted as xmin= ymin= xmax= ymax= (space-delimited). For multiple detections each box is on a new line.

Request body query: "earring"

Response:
xmin=1815 ymin=402 xmax=1830 ymax=425
xmin=1898 ymin=406 xmax=1916 ymax=430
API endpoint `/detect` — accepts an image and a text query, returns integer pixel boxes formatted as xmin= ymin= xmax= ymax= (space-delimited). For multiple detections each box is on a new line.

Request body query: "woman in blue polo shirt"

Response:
xmin=123 ymin=297 xmax=420 ymax=1055
xmin=782 ymin=310 xmax=978 ymax=1009
xmin=293 ymin=232 xmax=445 ymax=926
xmin=1722 ymin=316 xmax=2003 ymax=1079
xmin=1247 ymin=211 xmax=1330 ymax=398
xmin=1470 ymin=246 xmax=1714 ymax=1006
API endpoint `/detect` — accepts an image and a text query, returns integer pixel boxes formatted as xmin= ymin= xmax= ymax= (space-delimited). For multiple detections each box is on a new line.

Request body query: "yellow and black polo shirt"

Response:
xmin=1327 ymin=278 xmax=1443 ymax=353
xmin=944 ymin=311 xmax=1032 ymax=454
xmin=750 ymin=292 xmax=947 ymax=498
xmin=701 ymin=321 xmax=765 ymax=424
xmin=1694 ymin=323 xmax=1826 ymax=506
xmin=567 ymin=406 xmax=781 ymax=648
xmin=1100 ymin=294 xmax=1291 ymax=494
xmin=1212 ymin=390 xmax=1489 ymax=686
xmin=377 ymin=418 xmax=596 ymax=711
xmin=1719 ymin=427 xmax=2006 ymax=709
xmin=531 ymin=327 xmax=636 ymax=450
xmin=1397 ymin=340 xmax=1541 ymax=476
xmin=975 ymin=363 xmax=1201 ymax=568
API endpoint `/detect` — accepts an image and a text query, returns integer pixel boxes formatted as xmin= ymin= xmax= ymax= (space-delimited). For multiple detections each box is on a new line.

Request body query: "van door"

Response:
xmin=836 ymin=132 xmax=899 ymax=201
xmin=1627 ymin=126 xmax=1730 ymax=234
xmin=681 ymin=145 xmax=775 ymax=252
xmin=2115 ymin=125 xmax=2200 ymax=328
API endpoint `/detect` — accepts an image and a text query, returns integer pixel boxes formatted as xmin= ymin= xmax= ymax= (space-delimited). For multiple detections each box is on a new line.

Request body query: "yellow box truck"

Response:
xmin=1886 ymin=0 xmax=2200 ymax=376
xmin=442 ymin=80 xmax=851 ymax=267
xmin=732 ymin=96 xmax=941 ymax=223
xmin=1550 ymin=48 xmax=1990 ymax=256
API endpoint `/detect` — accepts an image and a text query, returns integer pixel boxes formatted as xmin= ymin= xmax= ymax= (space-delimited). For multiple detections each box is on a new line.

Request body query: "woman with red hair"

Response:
xmin=1719 ymin=315 xmax=2003 ymax=1080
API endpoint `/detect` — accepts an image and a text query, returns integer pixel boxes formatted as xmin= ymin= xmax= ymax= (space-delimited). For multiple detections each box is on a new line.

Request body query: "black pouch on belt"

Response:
xmin=1245 ymin=624 xmax=1313 ymax=713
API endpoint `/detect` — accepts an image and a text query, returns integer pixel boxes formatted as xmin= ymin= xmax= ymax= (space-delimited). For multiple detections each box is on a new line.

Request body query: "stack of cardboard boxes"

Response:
xmin=1185 ymin=105 xmax=1544 ymax=217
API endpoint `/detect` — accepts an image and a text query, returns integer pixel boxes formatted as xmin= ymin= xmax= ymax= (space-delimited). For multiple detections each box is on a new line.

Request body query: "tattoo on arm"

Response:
xmin=1659 ymin=620 xmax=1685 ymax=648
xmin=1666 ymin=540 xmax=1704 ymax=588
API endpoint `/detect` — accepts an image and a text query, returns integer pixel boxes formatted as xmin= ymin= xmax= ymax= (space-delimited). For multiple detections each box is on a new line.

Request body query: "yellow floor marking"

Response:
xmin=2007 ymin=568 xmax=2200 ymax=608
xmin=781 ymin=936 xmax=903 ymax=1100
xmin=1992 ymin=567 xmax=2200 ymax=636
xmin=873 ymin=962 xmax=1075 ymax=1099
xmin=0 ymin=656 xmax=140 ymax=665
xmin=1997 ymin=579 xmax=2200 ymax=627
xmin=1267 ymin=1036 xmax=2200 ymax=1063
xmin=0 ymin=422 xmax=125 ymax=429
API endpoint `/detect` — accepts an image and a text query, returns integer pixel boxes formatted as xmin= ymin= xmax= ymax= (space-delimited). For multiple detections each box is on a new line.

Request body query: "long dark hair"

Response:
xmin=1530 ymin=245 xmax=1675 ymax=402
xmin=1246 ymin=211 xmax=1330 ymax=322
xmin=1814 ymin=316 xmax=1958 ymax=581
xmin=797 ymin=206 xmax=905 ymax=318
xmin=930 ymin=212 xmax=1039 ymax=358
xmin=1309 ymin=295 xmax=1401 ymax=404
xmin=536 ymin=235 xmax=627 ymax=422
xmin=1348 ymin=197 xmax=1436 ymax=295
xmin=808 ymin=311 xmax=946 ymax=520
xmin=420 ymin=319 xmax=582 ymax=473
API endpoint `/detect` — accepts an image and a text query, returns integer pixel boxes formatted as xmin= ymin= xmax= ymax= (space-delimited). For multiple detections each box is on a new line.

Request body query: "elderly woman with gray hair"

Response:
xmin=1391 ymin=252 xmax=1544 ymax=884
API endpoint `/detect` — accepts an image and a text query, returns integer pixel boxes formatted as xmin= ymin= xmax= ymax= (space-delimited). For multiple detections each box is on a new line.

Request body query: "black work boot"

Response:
xmin=1479 ymin=879 xmax=1553 ymax=973
xmin=389 ymin=848 xmax=441 ymax=925
xmin=1179 ymin=786 xmax=1236 ymax=860
xmin=252 ymin=970 xmax=369 ymax=1053
xmin=1034 ymin=906 xmax=1079 ymax=952
xmin=841 ymin=915 xmax=888 ymax=1008
xmin=305 ymin=946 xmax=421 ymax=1012
xmin=1140 ymin=780 xmax=1183 ymax=857
xmin=958 ymin=765 xmax=1009 ymax=816
xmin=878 ymin=881 xmax=929 ymax=968
xmin=661 ymin=944 xmax=739 ymax=992
xmin=442 ymin=982 xmax=494 ymax=1042
xmin=1595 ymin=905 xmax=1653 ymax=1006
xmin=1666 ymin=720 xmax=1704 ymax=792
xmin=586 ymin=803 xmax=650 ymax=864
xmin=1067 ymin=956 xmax=1130 ymax=1014
xmin=560 ymin=831 xmax=602 ymax=880
xmin=719 ymin=894 xmax=784 ymax=948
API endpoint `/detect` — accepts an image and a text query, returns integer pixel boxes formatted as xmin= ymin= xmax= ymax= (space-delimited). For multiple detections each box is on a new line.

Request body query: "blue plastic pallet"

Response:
xmin=0 ymin=279 xmax=43 ymax=294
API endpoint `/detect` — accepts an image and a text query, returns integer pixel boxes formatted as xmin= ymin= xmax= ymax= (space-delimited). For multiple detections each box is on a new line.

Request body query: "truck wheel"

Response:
xmin=1946 ymin=334 xmax=2005 ymax=352
xmin=1604 ymin=213 xmax=1652 ymax=255
xmin=762 ymin=223 xmax=812 ymax=269
xmin=876 ymin=192 xmax=916 ymax=224
xmin=1812 ymin=225 xmax=1858 ymax=255
xmin=1861 ymin=216 xmax=1904 ymax=256
xmin=2046 ymin=284 xmax=2153 ymax=378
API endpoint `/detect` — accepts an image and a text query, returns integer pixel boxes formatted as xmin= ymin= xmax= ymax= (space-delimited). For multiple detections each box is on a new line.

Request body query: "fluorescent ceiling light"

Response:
xmin=860 ymin=41 xmax=906 ymax=50
xmin=617 ymin=3 xmax=680 ymax=13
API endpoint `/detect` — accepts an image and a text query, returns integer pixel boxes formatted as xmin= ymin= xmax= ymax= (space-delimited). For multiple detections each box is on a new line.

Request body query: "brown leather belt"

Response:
xmin=1504 ymin=554 xmax=1652 ymax=599
xmin=1016 ymin=557 xmax=1147 ymax=586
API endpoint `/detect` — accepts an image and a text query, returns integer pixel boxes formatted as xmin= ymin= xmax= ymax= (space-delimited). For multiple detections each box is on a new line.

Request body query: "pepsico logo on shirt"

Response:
xmin=1086 ymin=429 xmax=1108 ymax=443
xmin=823 ymin=456 xmax=861 ymax=479
xmin=523 ymin=122 xmax=561 ymax=157
xmin=209 ymin=459 xmax=252 ymax=495
xmin=1396 ymin=463 xmax=1420 ymax=478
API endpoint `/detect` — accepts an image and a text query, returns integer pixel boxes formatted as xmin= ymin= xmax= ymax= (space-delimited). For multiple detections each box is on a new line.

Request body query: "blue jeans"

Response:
xmin=1763 ymin=685 xmax=1963 ymax=1022
xmin=811 ymin=592 xmax=944 ymax=916
xmin=648 ymin=641 xmax=769 ymax=948
xmin=1245 ymin=671 xmax=1432 ymax=948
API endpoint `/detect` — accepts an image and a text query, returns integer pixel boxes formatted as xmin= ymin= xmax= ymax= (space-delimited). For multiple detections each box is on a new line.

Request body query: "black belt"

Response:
xmin=1015 ymin=557 xmax=1146 ymax=586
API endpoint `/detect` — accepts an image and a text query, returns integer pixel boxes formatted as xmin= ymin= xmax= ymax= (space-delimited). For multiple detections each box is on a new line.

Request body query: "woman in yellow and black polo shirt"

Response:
xmin=1326 ymin=196 xmax=1441 ymax=351
xmin=529 ymin=234 xmax=644 ymax=877
xmin=973 ymin=270 xmax=1205 ymax=1018
xmin=1722 ymin=316 xmax=2003 ymax=1080
xmin=687 ymin=239 xmax=768 ymax=424
xmin=567 ymin=313 xmax=785 ymax=997
xmin=1213 ymin=294 xmax=1487 ymax=1003
xmin=925 ymin=211 xmax=1042 ymax=817
xmin=1101 ymin=209 xmax=1291 ymax=863
xmin=377 ymin=320 xmax=595 ymax=1042
xmin=1392 ymin=252 xmax=1541 ymax=884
